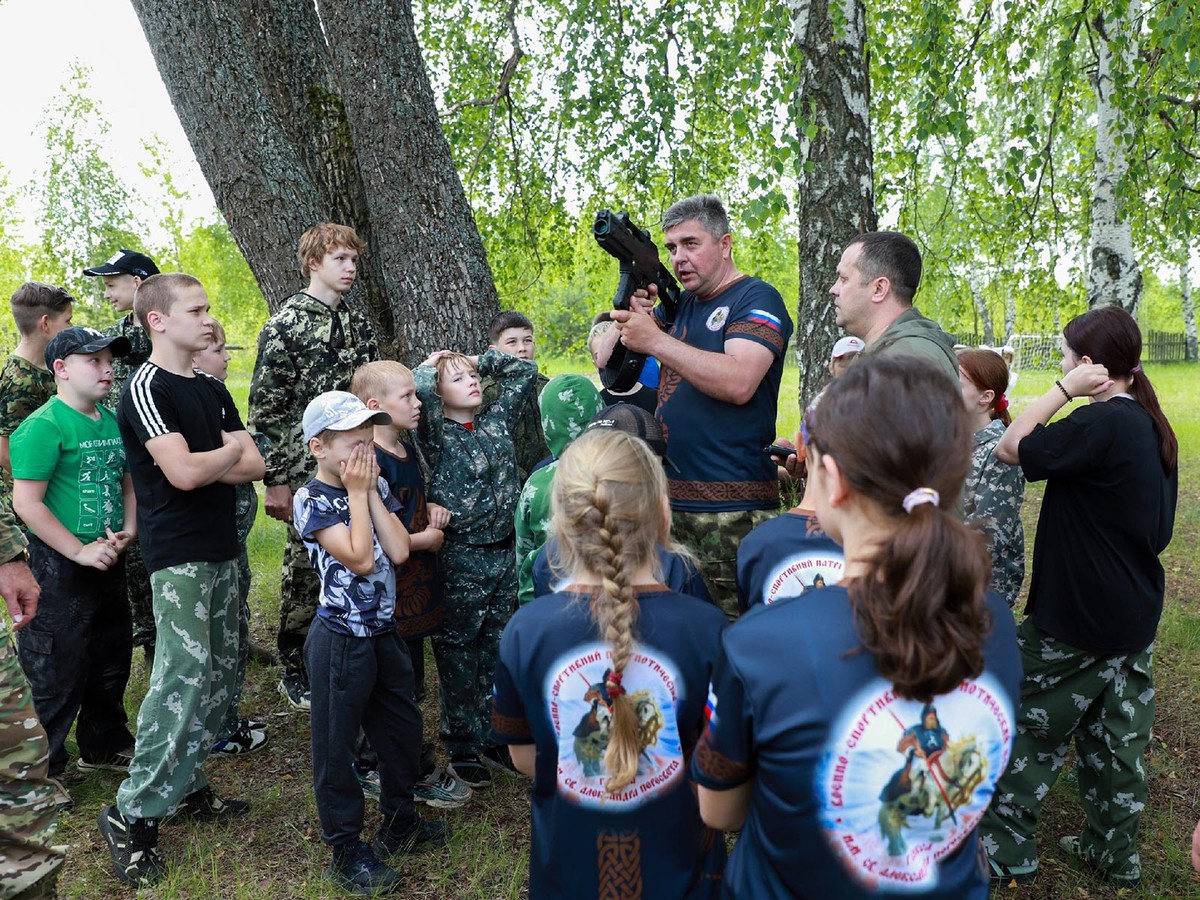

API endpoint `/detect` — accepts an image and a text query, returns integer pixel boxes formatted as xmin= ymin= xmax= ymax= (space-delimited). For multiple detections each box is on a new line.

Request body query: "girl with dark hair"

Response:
xmin=692 ymin=355 xmax=1021 ymax=899
xmin=980 ymin=306 xmax=1178 ymax=887
xmin=491 ymin=429 xmax=728 ymax=898
xmin=957 ymin=348 xmax=1025 ymax=608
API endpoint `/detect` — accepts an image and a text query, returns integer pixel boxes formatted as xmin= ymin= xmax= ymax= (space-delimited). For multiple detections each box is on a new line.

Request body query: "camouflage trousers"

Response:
xmin=18 ymin=537 xmax=134 ymax=776
xmin=431 ymin=542 xmax=516 ymax=759
xmin=116 ymin=560 xmax=240 ymax=821
xmin=0 ymin=630 xmax=65 ymax=900
xmin=125 ymin=539 xmax=155 ymax=652
xmin=979 ymin=618 xmax=1153 ymax=882
xmin=670 ymin=507 xmax=778 ymax=619
xmin=277 ymin=524 xmax=321 ymax=677
xmin=216 ymin=548 xmax=253 ymax=743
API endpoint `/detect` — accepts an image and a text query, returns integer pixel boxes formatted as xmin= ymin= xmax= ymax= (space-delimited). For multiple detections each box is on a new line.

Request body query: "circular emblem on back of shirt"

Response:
xmin=706 ymin=306 xmax=730 ymax=331
xmin=763 ymin=549 xmax=846 ymax=605
xmin=545 ymin=643 xmax=684 ymax=810
xmin=815 ymin=677 xmax=1014 ymax=892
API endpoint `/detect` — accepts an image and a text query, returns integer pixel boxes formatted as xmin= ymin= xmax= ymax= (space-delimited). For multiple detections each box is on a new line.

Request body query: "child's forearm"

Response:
xmin=12 ymin=496 xmax=87 ymax=561
xmin=368 ymin=491 xmax=411 ymax=564
xmin=408 ymin=527 xmax=440 ymax=552
xmin=340 ymin=491 xmax=378 ymax=575
xmin=121 ymin=476 xmax=137 ymax=539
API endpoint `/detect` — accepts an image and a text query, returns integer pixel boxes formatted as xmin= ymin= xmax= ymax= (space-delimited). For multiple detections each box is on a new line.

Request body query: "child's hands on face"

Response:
xmin=426 ymin=503 xmax=451 ymax=530
xmin=340 ymin=442 xmax=379 ymax=494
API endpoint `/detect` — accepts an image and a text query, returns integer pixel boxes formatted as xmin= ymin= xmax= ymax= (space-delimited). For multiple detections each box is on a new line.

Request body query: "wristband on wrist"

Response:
xmin=1055 ymin=380 xmax=1072 ymax=401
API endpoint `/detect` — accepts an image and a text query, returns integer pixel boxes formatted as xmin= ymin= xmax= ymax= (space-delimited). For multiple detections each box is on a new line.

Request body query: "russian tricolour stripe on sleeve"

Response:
xmin=746 ymin=309 xmax=782 ymax=332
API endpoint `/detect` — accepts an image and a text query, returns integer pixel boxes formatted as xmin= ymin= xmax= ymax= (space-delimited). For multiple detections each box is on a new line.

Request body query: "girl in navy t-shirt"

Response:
xmin=492 ymin=429 xmax=727 ymax=898
xmin=692 ymin=355 xmax=1021 ymax=899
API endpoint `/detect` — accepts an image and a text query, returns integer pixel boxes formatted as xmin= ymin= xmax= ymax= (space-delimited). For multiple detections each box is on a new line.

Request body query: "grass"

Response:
xmin=47 ymin=352 xmax=1200 ymax=898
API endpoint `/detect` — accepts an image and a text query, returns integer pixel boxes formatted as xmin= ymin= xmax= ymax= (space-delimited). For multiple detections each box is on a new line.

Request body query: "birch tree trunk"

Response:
xmin=1086 ymin=2 xmax=1143 ymax=314
xmin=789 ymin=0 xmax=877 ymax=411
xmin=1182 ymin=249 xmax=1197 ymax=363
xmin=969 ymin=271 xmax=995 ymax=346
xmin=130 ymin=0 xmax=498 ymax=362
xmin=1004 ymin=295 xmax=1017 ymax=346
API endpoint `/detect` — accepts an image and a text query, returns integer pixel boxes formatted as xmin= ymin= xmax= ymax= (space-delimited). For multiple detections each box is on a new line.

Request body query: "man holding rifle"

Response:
xmin=600 ymin=193 xmax=792 ymax=617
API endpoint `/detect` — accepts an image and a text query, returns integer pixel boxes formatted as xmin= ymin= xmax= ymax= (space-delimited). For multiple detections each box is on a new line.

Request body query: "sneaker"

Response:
xmin=77 ymin=746 xmax=135 ymax=773
xmin=47 ymin=775 xmax=73 ymax=811
xmin=211 ymin=722 xmax=269 ymax=756
xmin=358 ymin=768 xmax=381 ymax=800
xmin=481 ymin=744 xmax=516 ymax=773
xmin=449 ymin=756 xmax=490 ymax=789
xmin=97 ymin=804 xmax=166 ymax=887
xmin=327 ymin=841 xmax=401 ymax=896
xmin=1058 ymin=835 xmax=1140 ymax=887
xmin=278 ymin=671 xmax=311 ymax=710
xmin=986 ymin=855 xmax=1038 ymax=887
xmin=175 ymin=786 xmax=250 ymax=822
xmin=377 ymin=814 xmax=452 ymax=856
xmin=414 ymin=765 xmax=472 ymax=809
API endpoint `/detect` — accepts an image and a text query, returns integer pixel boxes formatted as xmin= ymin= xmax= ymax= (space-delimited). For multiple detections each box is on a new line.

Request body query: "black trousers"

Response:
xmin=17 ymin=535 xmax=134 ymax=776
xmin=305 ymin=618 xmax=422 ymax=847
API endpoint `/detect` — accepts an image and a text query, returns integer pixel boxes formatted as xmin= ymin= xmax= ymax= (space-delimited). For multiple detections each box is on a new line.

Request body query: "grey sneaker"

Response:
xmin=414 ymin=765 xmax=472 ymax=809
xmin=77 ymin=745 xmax=136 ymax=773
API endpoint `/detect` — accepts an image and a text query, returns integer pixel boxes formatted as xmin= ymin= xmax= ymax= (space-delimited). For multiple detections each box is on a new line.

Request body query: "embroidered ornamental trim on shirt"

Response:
xmin=693 ymin=734 xmax=751 ymax=783
xmin=597 ymin=831 xmax=644 ymax=900
xmin=727 ymin=320 xmax=786 ymax=351
xmin=668 ymin=479 xmax=780 ymax=503
xmin=491 ymin=709 xmax=533 ymax=739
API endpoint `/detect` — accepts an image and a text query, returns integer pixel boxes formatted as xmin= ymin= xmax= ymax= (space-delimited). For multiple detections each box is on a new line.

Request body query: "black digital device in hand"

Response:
xmin=764 ymin=444 xmax=794 ymax=462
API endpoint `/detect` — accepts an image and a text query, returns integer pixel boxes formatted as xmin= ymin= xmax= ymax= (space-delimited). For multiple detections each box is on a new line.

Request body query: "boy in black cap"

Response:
xmin=9 ymin=327 xmax=137 ymax=801
xmin=84 ymin=248 xmax=159 ymax=662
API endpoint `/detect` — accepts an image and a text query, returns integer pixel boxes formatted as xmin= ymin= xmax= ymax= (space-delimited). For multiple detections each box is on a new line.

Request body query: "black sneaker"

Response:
xmin=327 ymin=841 xmax=401 ymax=896
xmin=97 ymin=804 xmax=166 ymax=887
xmin=377 ymin=814 xmax=452 ymax=856
xmin=211 ymin=722 xmax=269 ymax=756
xmin=241 ymin=715 xmax=270 ymax=731
xmin=481 ymin=744 xmax=516 ymax=773
xmin=278 ymin=670 xmax=311 ymax=710
xmin=175 ymin=786 xmax=250 ymax=822
xmin=77 ymin=746 xmax=135 ymax=773
xmin=450 ymin=756 xmax=490 ymax=788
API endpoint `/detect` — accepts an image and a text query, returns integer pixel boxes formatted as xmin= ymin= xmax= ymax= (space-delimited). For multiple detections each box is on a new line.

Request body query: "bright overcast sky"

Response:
xmin=0 ymin=0 xmax=213 ymax=240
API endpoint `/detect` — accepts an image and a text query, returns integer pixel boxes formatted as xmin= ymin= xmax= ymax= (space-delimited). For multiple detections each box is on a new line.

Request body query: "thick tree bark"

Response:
xmin=1182 ymin=249 xmax=1197 ymax=363
xmin=129 ymin=0 xmax=498 ymax=362
xmin=1087 ymin=4 xmax=1143 ymax=314
xmin=789 ymin=0 xmax=877 ymax=411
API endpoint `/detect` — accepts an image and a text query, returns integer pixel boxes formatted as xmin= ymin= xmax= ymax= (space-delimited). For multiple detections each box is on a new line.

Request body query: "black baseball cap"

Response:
xmin=45 ymin=327 xmax=132 ymax=369
xmin=585 ymin=403 xmax=679 ymax=472
xmin=83 ymin=249 xmax=160 ymax=279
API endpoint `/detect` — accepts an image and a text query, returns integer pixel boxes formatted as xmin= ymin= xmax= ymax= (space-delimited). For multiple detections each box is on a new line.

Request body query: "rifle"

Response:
xmin=593 ymin=209 xmax=681 ymax=392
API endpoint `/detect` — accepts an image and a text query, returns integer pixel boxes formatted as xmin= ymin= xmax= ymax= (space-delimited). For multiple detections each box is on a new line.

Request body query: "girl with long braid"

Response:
xmin=491 ymin=429 xmax=727 ymax=898
xmin=692 ymin=355 xmax=1022 ymax=899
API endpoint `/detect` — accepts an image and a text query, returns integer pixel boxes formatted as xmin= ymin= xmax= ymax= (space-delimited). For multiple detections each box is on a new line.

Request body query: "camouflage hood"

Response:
xmin=539 ymin=374 xmax=603 ymax=459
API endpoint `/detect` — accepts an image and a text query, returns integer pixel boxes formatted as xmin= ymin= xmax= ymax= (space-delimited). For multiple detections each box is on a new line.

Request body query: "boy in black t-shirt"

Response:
xmin=97 ymin=274 xmax=265 ymax=888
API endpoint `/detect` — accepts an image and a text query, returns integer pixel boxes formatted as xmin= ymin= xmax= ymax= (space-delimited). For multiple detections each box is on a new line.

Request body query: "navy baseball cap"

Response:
xmin=585 ymin=403 xmax=678 ymax=472
xmin=83 ymin=249 xmax=160 ymax=279
xmin=45 ymin=326 xmax=132 ymax=369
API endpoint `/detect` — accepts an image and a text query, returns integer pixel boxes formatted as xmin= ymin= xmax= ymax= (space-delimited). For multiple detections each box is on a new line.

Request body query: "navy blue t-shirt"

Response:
xmin=736 ymin=509 xmax=845 ymax=612
xmin=655 ymin=277 xmax=793 ymax=513
xmin=532 ymin=538 xmax=713 ymax=606
xmin=492 ymin=586 xmax=728 ymax=899
xmin=691 ymin=587 xmax=1020 ymax=899
xmin=375 ymin=441 xmax=442 ymax=638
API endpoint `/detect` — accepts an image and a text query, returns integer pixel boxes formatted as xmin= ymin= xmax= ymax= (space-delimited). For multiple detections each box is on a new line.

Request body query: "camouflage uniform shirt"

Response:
xmin=413 ymin=349 xmax=537 ymax=545
xmin=101 ymin=314 xmax=154 ymax=411
xmin=481 ymin=370 xmax=549 ymax=483
xmin=0 ymin=355 xmax=55 ymax=515
xmin=965 ymin=418 xmax=1025 ymax=608
xmin=248 ymin=292 xmax=378 ymax=489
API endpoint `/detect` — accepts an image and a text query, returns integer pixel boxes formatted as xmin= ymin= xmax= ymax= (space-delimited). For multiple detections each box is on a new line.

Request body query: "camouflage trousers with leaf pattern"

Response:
xmin=670 ymin=507 xmax=778 ymax=620
xmin=979 ymin=617 xmax=1153 ymax=882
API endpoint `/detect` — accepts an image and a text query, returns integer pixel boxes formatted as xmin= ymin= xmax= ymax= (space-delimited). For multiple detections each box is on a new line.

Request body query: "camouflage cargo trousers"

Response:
xmin=670 ymin=507 xmax=778 ymax=620
xmin=278 ymin=523 xmax=321 ymax=677
xmin=216 ymin=548 xmax=253 ymax=743
xmin=125 ymin=539 xmax=155 ymax=652
xmin=0 ymin=630 xmax=64 ymax=900
xmin=116 ymin=561 xmax=240 ymax=821
xmin=431 ymin=541 xmax=516 ymax=759
xmin=979 ymin=618 xmax=1153 ymax=883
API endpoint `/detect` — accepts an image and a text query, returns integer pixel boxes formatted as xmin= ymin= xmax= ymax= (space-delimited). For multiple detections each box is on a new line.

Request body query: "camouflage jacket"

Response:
xmin=235 ymin=431 xmax=271 ymax=545
xmin=965 ymin=418 xmax=1026 ymax=608
xmin=0 ymin=504 xmax=29 ymax=640
xmin=248 ymin=292 xmax=377 ymax=489
xmin=0 ymin=354 xmax=55 ymax=515
xmin=102 ymin=314 xmax=154 ymax=411
xmin=413 ymin=349 xmax=537 ymax=545
xmin=481 ymin=370 xmax=549 ymax=484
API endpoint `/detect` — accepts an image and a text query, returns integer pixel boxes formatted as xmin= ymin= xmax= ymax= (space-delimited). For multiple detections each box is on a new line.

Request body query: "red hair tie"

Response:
xmin=994 ymin=395 xmax=1009 ymax=413
xmin=605 ymin=672 xmax=624 ymax=699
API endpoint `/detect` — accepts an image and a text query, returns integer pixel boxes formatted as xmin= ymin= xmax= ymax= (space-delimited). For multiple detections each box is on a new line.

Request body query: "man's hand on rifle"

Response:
xmin=611 ymin=284 xmax=663 ymax=354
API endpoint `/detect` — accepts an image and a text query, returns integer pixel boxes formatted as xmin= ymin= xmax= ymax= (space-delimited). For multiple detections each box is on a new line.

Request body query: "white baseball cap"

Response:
xmin=302 ymin=391 xmax=391 ymax=442
xmin=830 ymin=336 xmax=865 ymax=360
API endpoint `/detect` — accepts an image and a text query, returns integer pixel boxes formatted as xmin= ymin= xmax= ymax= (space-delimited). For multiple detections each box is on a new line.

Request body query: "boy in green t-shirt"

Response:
xmin=10 ymin=326 xmax=137 ymax=794
xmin=0 ymin=283 xmax=75 ymax=511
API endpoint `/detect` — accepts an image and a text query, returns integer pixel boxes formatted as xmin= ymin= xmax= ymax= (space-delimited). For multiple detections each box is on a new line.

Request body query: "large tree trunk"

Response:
xmin=1182 ymin=248 xmax=1198 ymax=363
xmin=969 ymin=271 xmax=995 ymax=346
xmin=1086 ymin=3 xmax=1143 ymax=314
xmin=129 ymin=0 xmax=498 ymax=362
xmin=789 ymin=0 xmax=877 ymax=412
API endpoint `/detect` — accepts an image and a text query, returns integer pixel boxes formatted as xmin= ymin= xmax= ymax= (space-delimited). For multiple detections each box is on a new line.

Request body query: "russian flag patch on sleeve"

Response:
xmin=745 ymin=309 xmax=782 ymax=332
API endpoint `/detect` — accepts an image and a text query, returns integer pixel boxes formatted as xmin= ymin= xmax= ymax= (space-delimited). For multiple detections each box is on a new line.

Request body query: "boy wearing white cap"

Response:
xmin=828 ymin=335 xmax=864 ymax=378
xmin=293 ymin=391 xmax=448 ymax=895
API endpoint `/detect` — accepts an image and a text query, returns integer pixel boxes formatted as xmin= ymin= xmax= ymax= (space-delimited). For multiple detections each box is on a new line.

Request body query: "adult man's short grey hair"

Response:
xmin=662 ymin=194 xmax=731 ymax=240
